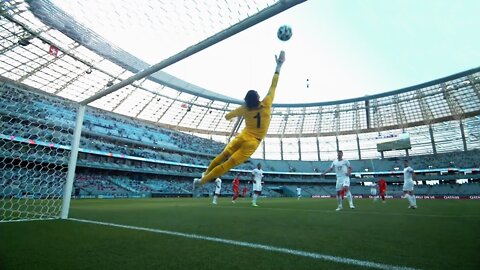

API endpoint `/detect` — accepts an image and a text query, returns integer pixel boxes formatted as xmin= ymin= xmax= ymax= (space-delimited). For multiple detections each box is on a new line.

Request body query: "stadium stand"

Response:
xmin=2 ymin=83 xmax=479 ymax=200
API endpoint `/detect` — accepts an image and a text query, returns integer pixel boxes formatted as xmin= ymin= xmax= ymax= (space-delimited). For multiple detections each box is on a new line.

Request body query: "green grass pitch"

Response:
xmin=1 ymin=198 xmax=479 ymax=270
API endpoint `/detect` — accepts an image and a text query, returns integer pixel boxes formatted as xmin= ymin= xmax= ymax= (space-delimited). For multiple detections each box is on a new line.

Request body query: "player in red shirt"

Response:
xmin=242 ymin=185 xmax=248 ymax=199
xmin=232 ymin=173 xmax=241 ymax=203
xmin=378 ymin=178 xmax=387 ymax=203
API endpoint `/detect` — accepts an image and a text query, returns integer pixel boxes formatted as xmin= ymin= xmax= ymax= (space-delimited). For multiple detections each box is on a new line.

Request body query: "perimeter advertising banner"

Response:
xmin=311 ymin=195 xmax=480 ymax=200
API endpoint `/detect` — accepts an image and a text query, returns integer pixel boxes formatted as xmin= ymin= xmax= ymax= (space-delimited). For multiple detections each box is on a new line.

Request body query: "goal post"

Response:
xmin=63 ymin=0 xmax=306 ymax=219
xmin=80 ymin=0 xmax=307 ymax=105
xmin=60 ymin=105 xmax=85 ymax=219
xmin=1 ymin=0 xmax=307 ymax=222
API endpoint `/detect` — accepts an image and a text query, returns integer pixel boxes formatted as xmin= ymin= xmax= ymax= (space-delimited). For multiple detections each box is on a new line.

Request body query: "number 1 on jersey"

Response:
xmin=253 ymin=112 xmax=261 ymax=128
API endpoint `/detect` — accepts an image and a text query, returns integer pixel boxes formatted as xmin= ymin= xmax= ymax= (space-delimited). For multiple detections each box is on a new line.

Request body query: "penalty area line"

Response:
xmin=69 ymin=218 xmax=419 ymax=270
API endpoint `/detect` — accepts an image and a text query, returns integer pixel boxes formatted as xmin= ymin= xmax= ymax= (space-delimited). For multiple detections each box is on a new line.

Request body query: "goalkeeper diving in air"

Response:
xmin=193 ymin=50 xmax=285 ymax=190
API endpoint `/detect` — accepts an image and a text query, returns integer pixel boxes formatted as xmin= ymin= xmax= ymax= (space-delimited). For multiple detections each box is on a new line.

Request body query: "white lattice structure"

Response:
xmin=0 ymin=83 xmax=71 ymax=221
xmin=0 ymin=0 xmax=306 ymax=222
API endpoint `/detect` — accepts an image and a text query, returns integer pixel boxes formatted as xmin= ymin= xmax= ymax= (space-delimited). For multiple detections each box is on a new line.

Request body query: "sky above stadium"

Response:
xmin=52 ymin=0 xmax=480 ymax=104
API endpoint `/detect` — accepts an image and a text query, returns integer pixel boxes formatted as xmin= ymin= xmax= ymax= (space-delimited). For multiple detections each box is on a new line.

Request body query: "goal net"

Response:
xmin=0 ymin=83 xmax=71 ymax=222
xmin=0 ymin=0 xmax=306 ymax=222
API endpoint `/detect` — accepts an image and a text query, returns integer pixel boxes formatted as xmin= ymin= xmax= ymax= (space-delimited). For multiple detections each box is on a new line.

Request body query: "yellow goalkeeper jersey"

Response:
xmin=225 ymin=73 xmax=280 ymax=140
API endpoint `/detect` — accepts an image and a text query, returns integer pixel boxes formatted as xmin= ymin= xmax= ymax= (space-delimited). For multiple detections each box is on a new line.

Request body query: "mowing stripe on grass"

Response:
xmin=207 ymin=205 xmax=480 ymax=219
xmin=69 ymin=218 xmax=419 ymax=270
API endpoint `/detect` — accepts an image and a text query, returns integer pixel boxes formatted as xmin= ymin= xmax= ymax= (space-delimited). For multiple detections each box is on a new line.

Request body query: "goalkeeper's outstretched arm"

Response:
xmin=262 ymin=50 xmax=285 ymax=107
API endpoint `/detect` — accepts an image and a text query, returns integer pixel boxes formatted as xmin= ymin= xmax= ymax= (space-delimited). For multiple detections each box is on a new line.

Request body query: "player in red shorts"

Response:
xmin=378 ymin=178 xmax=387 ymax=203
xmin=242 ymin=185 xmax=248 ymax=199
xmin=232 ymin=173 xmax=241 ymax=203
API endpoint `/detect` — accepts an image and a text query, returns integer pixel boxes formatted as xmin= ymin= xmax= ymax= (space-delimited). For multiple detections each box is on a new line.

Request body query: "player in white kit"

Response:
xmin=403 ymin=160 xmax=417 ymax=209
xmin=371 ymin=182 xmax=378 ymax=201
xmin=296 ymin=186 xmax=302 ymax=200
xmin=212 ymin=178 xmax=222 ymax=205
xmin=321 ymin=150 xmax=355 ymax=211
xmin=251 ymin=163 xmax=263 ymax=207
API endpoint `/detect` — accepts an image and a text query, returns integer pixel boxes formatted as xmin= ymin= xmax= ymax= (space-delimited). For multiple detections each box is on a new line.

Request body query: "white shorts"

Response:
xmin=403 ymin=181 xmax=414 ymax=192
xmin=253 ymin=181 xmax=262 ymax=192
xmin=371 ymin=189 xmax=377 ymax=196
xmin=336 ymin=178 xmax=350 ymax=191
xmin=214 ymin=179 xmax=222 ymax=194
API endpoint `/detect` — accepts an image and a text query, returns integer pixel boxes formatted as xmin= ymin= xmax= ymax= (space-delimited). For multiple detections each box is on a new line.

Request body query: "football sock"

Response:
xmin=205 ymin=152 xmax=229 ymax=176
xmin=346 ymin=191 xmax=353 ymax=205
xmin=201 ymin=158 xmax=241 ymax=185
xmin=405 ymin=194 xmax=413 ymax=206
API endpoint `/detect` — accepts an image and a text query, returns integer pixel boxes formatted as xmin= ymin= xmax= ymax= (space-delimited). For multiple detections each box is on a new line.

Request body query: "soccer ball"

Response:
xmin=277 ymin=25 xmax=292 ymax=41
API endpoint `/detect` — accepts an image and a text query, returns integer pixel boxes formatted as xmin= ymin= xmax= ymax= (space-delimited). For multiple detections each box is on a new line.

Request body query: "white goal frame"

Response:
xmin=58 ymin=0 xmax=307 ymax=219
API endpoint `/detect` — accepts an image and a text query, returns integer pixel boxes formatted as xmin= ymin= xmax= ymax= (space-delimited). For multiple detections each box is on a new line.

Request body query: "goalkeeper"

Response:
xmin=193 ymin=50 xmax=285 ymax=189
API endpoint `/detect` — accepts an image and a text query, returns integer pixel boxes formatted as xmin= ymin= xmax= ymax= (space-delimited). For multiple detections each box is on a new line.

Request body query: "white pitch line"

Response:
xmin=0 ymin=217 xmax=57 ymax=223
xmin=69 ymin=218 xmax=419 ymax=270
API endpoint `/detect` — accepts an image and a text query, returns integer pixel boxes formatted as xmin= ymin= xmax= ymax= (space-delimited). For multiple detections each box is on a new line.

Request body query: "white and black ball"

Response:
xmin=277 ymin=25 xmax=292 ymax=41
